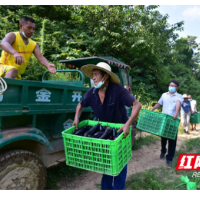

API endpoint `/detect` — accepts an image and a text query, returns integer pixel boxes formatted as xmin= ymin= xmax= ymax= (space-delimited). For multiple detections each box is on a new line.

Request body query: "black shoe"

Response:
xmin=184 ymin=129 xmax=186 ymax=133
xmin=160 ymin=153 xmax=165 ymax=159
xmin=186 ymin=131 xmax=189 ymax=135
xmin=166 ymin=160 xmax=172 ymax=166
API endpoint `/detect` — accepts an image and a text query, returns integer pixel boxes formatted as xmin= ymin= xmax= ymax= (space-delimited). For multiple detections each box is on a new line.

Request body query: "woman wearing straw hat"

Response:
xmin=181 ymin=94 xmax=193 ymax=134
xmin=72 ymin=62 xmax=141 ymax=190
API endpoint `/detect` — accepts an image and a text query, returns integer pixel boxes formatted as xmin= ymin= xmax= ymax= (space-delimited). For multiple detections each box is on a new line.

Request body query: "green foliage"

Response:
xmin=126 ymin=137 xmax=200 ymax=190
xmin=0 ymin=5 xmax=200 ymax=108
xmin=127 ymin=170 xmax=165 ymax=190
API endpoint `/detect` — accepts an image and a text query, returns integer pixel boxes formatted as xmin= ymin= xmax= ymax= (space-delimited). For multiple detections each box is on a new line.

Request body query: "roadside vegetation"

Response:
xmin=0 ymin=5 xmax=200 ymax=109
xmin=126 ymin=137 xmax=200 ymax=190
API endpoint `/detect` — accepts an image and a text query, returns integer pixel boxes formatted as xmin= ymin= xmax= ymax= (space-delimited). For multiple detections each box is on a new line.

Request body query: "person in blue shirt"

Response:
xmin=181 ymin=94 xmax=193 ymax=134
xmin=72 ymin=62 xmax=141 ymax=190
xmin=150 ymin=80 xmax=183 ymax=166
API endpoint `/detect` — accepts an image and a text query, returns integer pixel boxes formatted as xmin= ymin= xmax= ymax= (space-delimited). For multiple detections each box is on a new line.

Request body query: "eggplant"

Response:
xmin=88 ymin=130 xmax=103 ymax=137
xmin=112 ymin=128 xmax=117 ymax=140
xmin=72 ymin=129 xmax=78 ymax=134
xmin=94 ymin=130 xmax=104 ymax=135
xmin=75 ymin=125 xmax=92 ymax=135
xmin=99 ymin=125 xmax=103 ymax=131
xmin=100 ymin=125 xmax=107 ymax=132
xmin=117 ymin=129 xmax=123 ymax=137
xmin=84 ymin=123 xmax=101 ymax=137
xmin=103 ymin=129 xmax=113 ymax=139
xmin=108 ymin=134 xmax=113 ymax=140
xmin=99 ymin=127 xmax=111 ymax=139
xmin=72 ymin=122 xmax=88 ymax=134
xmin=89 ymin=132 xmax=104 ymax=138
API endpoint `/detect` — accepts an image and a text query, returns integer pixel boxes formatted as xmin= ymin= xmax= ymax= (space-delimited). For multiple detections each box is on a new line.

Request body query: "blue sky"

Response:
xmin=156 ymin=5 xmax=200 ymax=45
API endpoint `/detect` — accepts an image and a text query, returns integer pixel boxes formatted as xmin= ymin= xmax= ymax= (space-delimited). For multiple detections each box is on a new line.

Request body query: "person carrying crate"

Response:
xmin=72 ymin=62 xmax=141 ymax=190
xmin=0 ymin=16 xmax=56 ymax=79
xmin=151 ymin=80 xmax=183 ymax=166
xmin=181 ymin=94 xmax=193 ymax=135
xmin=188 ymin=94 xmax=198 ymax=131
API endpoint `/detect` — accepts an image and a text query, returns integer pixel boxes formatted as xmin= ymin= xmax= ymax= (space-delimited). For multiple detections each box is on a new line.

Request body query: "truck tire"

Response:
xmin=131 ymin=125 xmax=136 ymax=148
xmin=0 ymin=150 xmax=46 ymax=190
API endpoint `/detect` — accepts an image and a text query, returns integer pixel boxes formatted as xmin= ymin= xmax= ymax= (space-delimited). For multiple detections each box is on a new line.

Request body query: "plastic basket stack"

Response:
xmin=136 ymin=109 xmax=180 ymax=140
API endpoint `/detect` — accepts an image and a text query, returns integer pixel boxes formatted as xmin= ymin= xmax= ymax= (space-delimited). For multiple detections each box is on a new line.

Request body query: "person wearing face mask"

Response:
xmin=72 ymin=62 xmax=141 ymax=190
xmin=150 ymin=80 xmax=183 ymax=166
xmin=0 ymin=16 xmax=56 ymax=79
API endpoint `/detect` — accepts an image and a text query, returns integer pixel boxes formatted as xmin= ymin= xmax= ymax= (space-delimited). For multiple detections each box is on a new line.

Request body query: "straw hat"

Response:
xmin=81 ymin=62 xmax=120 ymax=84
xmin=182 ymin=94 xmax=188 ymax=98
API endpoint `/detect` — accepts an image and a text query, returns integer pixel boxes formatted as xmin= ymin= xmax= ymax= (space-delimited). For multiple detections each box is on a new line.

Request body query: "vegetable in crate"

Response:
xmin=112 ymin=128 xmax=118 ymax=140
xmin=99 ymin=127 xmax=111 ymax=139
xmin=72 ymin=123 xmax=92 ymax=135
xmin=72 ymin=121 xmax=89 ymax=134
xmin=117 ymin=129 xmax=123 ymax=137
xmin=89 ymin=131 xmax=104 ymax=138
xmin=88 ymin=130 xmax=103 ymax=137
xmin=100 ymin=125 xmax=107 ymax=131
xmin=84 ymin=122 xmax=101 ymax=137
xmin=104 ymin=129 xmax=113 ymax=139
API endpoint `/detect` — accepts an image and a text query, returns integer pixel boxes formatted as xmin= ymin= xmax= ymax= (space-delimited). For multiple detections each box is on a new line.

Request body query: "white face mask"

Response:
xmin=22 ymin=31 xmax=33 ymax=39
xmin=94 ymin=75 xmax=106 ymax=89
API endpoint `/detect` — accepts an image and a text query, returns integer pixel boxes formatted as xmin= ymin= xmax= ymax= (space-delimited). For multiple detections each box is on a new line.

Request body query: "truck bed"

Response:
xmin=0 ymin=78 xmax=91 ymax=116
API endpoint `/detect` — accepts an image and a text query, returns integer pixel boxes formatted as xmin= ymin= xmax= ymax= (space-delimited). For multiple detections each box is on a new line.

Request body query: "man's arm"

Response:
xmin=72 ymin=102 xmax=84 ymax=129
xmin=193 ymin=101 xmax=196 ymax=112
xmin=0 ymin=32 xmax=24 ymax=65
xmin=33 ymin=44 xmax=56 ymax=73
xmin=151 ymin=94 xmax=163 ymax=111
xmin=150 ymin=103 xmax=161 ymax=111
xmin=189 ymin=102 xmax=193 ymax=114
xmin=173 ymin=100 xmax=181 ymax=120
xmin=118 ymin=100 xmax=142 ymax=137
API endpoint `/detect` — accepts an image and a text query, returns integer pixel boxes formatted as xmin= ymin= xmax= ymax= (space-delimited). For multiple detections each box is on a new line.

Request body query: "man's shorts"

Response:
xmin=0 ymin=64 xmax=21 ymax=79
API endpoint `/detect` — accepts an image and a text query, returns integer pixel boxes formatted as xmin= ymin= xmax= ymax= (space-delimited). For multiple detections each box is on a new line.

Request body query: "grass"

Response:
xmin=133 ymin=134 xmax=160 ymax=150
xmin=45 ymin=162 xmax=87 ymax=190
xmin=126 ymin=137 xmax=200 ymax=190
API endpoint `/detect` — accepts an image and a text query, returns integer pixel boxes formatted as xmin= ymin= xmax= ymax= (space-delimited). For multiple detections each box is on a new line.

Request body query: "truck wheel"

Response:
xmin=131 ymin=125 xmax=136 ymax=148
xmin=0 ymin=150 xmax=46 ymax=190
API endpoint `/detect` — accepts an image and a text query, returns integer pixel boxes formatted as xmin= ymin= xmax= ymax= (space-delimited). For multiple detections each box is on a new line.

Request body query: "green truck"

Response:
xmin=0 ymin=56 xmax=135 ymax=190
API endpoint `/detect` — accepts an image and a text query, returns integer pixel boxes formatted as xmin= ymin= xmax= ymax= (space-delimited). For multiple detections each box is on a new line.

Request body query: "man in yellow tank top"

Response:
xmin=0 ymin=16 xmax=56 ymax=79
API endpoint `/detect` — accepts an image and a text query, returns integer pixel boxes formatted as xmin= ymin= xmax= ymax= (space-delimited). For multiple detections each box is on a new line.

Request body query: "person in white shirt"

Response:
xmin=188 ymin=94 xmax=197 ymax=131
xmin=151 ymin=80 xmax=183 ymax=166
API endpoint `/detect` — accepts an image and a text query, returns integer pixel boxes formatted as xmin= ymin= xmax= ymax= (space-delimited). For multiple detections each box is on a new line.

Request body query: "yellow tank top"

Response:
xmin=0 ymin=32 xmax=36 ymax=75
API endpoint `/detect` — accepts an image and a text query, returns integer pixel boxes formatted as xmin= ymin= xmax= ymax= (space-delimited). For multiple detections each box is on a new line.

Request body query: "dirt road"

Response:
xmin=57 ymin=126 xmax=200 ymax=190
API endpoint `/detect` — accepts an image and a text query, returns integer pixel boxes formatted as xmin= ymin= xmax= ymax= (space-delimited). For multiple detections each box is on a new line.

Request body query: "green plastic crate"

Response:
xmin=62 ymin=120 xmax=132 ymax=176
xmin=136 ymin=109 xmax=180 ymax=140
xmin=190 ymin=112 xmax=199 ymax=124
